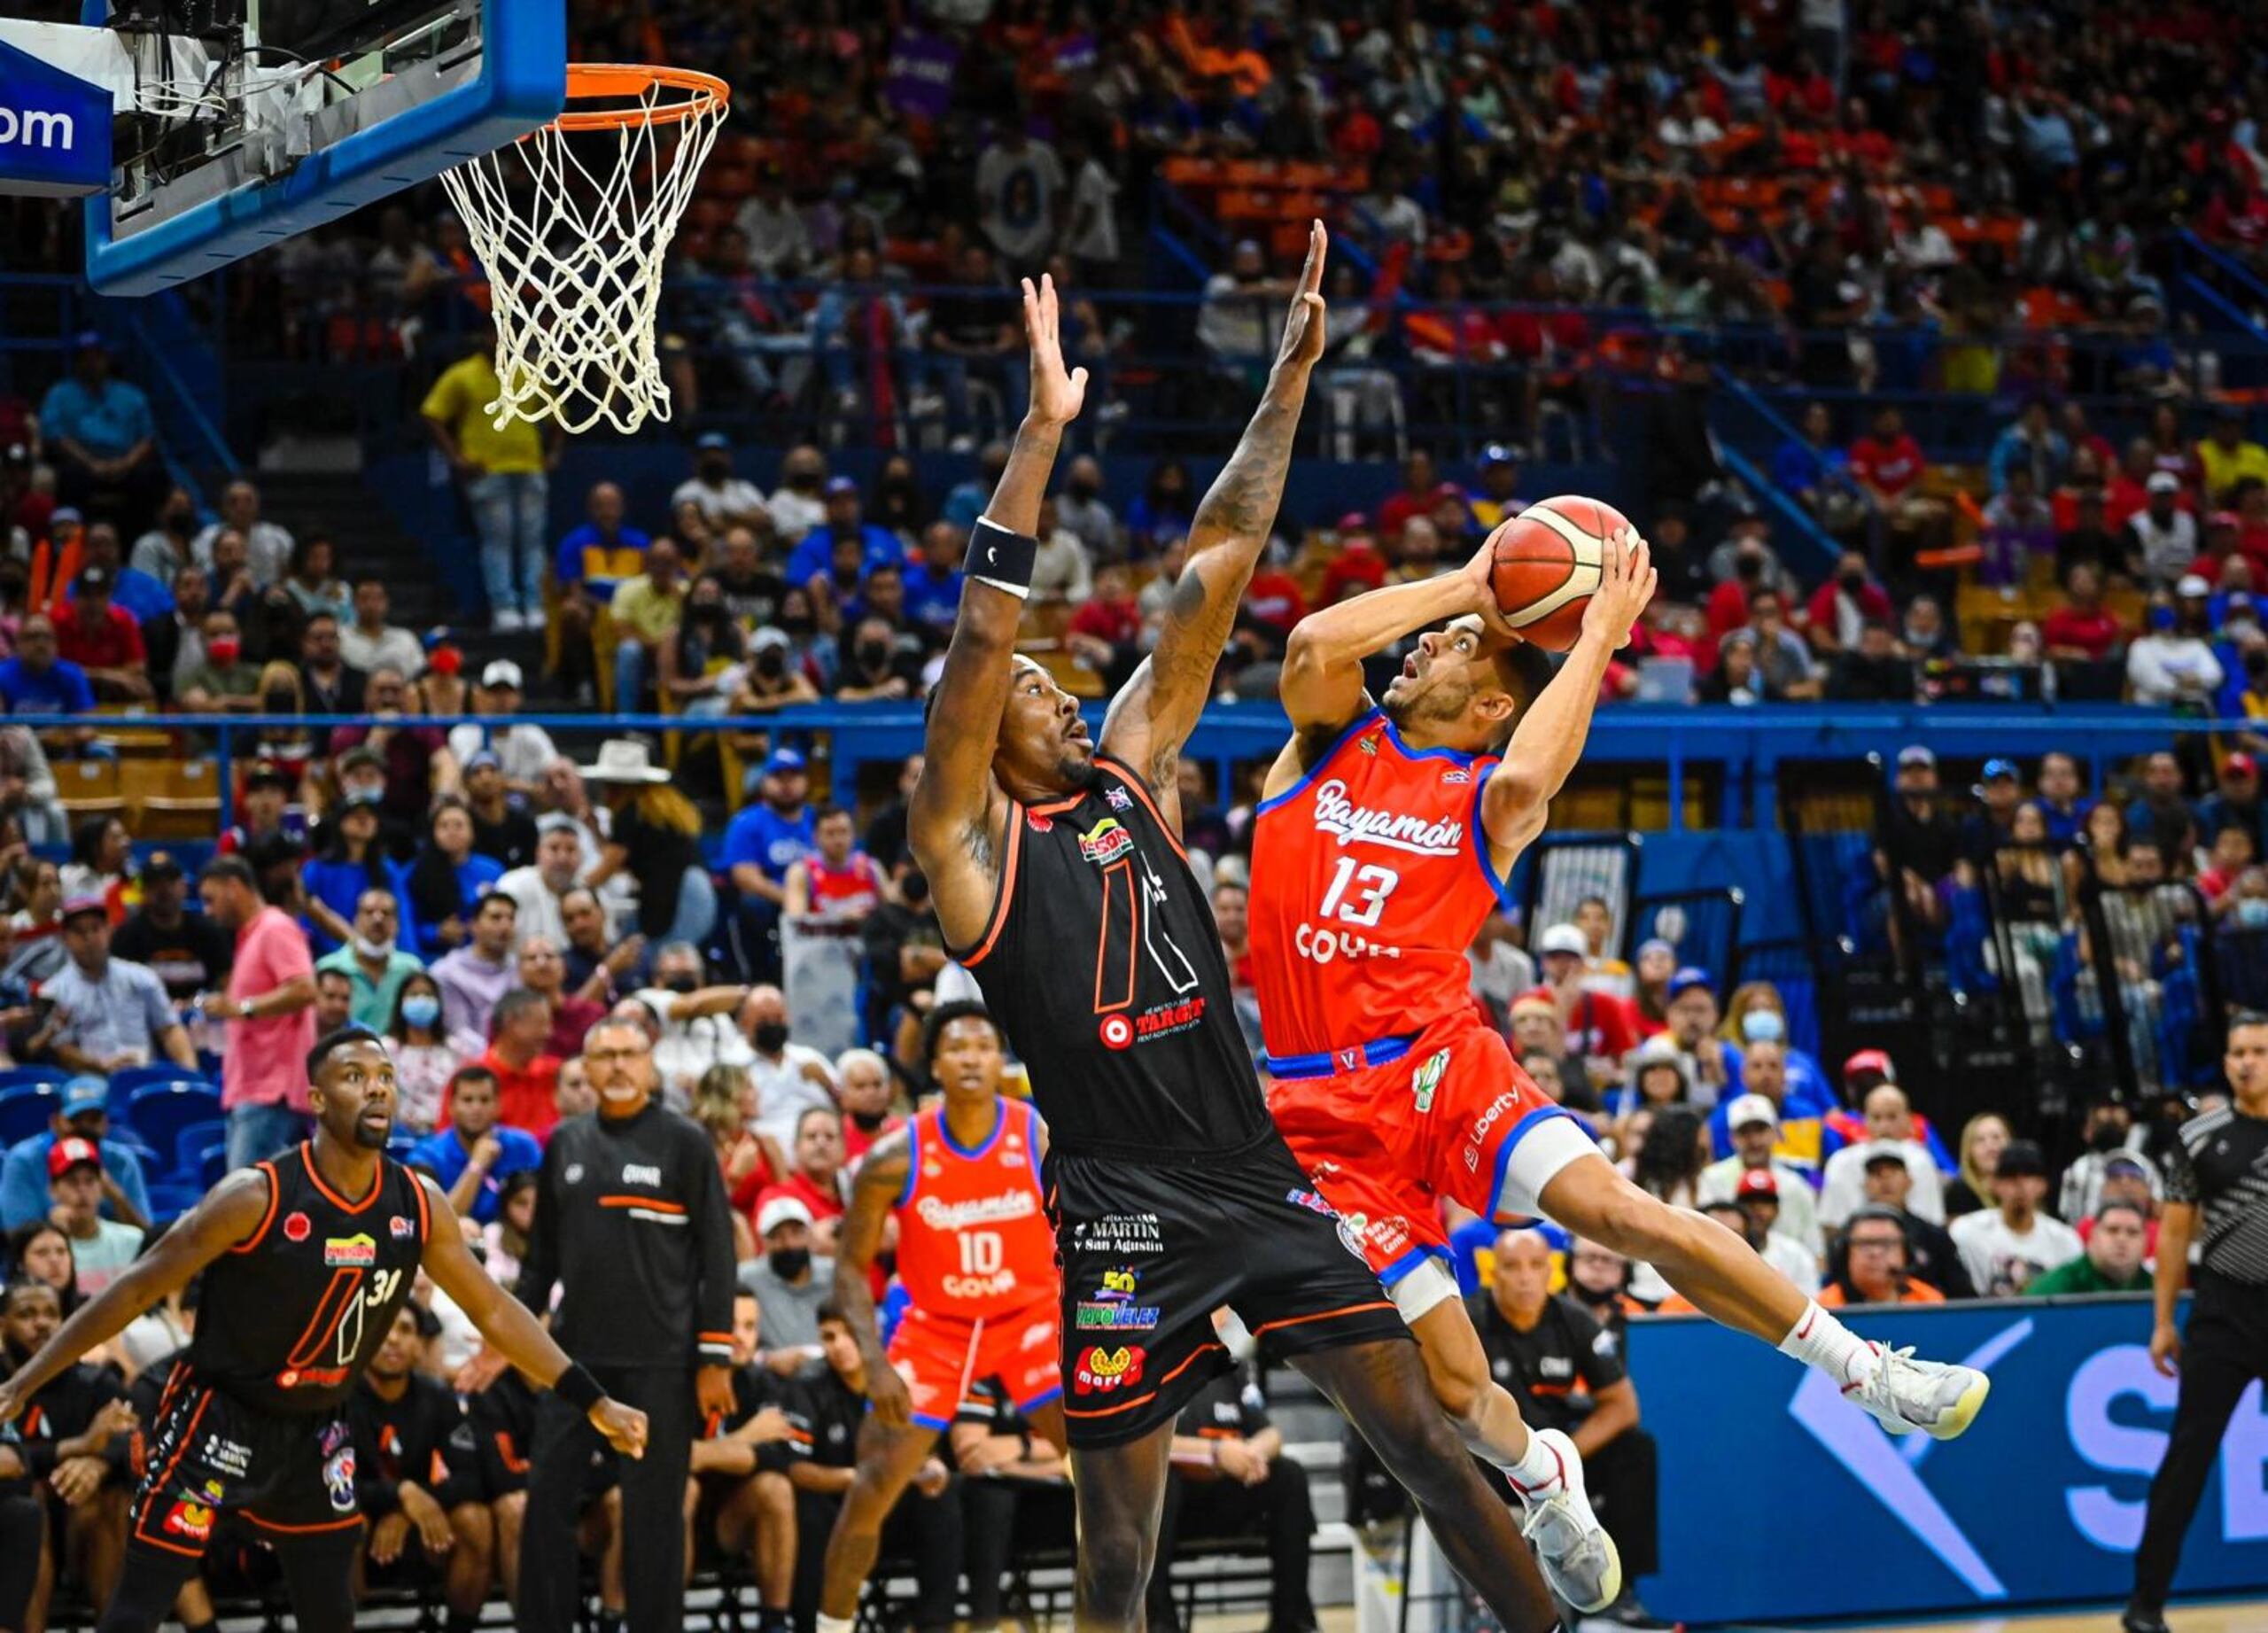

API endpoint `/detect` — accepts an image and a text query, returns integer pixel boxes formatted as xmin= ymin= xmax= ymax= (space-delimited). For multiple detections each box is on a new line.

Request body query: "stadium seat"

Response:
xmin=0 ymin=1064 xmax=71 ymax=1091
xmin=127 ymin=1081 xmax=225 ymax=1169
xmin=172 ymin=1118 xmax=226 ymax=1176
xmin=55 ymin=757 xmax=125 ymax=821
xmin=112 ymin=1061 xmax=214 ymax=1098
xmin=120 ymin=758 xmax=222 ymax=838
xmin=192 ymin=1140 xmax=230 ymax=1189
xmin=0 ymin=1082 xmax=58 ymax=1145
xmin=145 ymin=1182 xmax=205 ymax=1222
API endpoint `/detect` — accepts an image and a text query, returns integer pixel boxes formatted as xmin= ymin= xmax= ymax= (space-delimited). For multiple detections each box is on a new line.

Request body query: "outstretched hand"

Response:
xmin=1581 ymin=527 xmax=1657 ymax=650
xmin=1274 ymin=220 xmax=1330 ymax=371
xmin=1022 ymin=276 xmax=1089 ymax=429
xmin=590 ymin=1397 xmax=649 ymax=1458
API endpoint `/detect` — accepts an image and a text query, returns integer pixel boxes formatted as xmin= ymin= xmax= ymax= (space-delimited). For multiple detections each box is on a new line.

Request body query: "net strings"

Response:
xmin=440 ymin=78 xmax=726 ymax=435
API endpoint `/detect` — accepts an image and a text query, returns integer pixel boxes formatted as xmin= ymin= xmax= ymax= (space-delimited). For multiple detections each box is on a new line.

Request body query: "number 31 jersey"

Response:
xmin=1248 ymin=710 xmax=1504 ymax=1058
xmin=190 ymin=1141 xmax=431 ymax=1414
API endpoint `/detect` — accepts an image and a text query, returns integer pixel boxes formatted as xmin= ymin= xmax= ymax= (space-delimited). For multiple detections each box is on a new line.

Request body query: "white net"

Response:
xmin=439 ymin=65 xmax=728 ymax=435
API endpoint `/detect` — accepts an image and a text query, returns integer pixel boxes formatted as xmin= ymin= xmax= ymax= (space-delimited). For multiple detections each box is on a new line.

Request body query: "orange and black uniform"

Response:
xmin=0 ymin=1417 xmax=42 ymax=1629
xmin=514 ymin=1097 xmax=737 ymax=1633
xmin=953 ymin=755 xmax=1404 ymax=1448
xmin=99 ymin=1145 xmax=431 ymax=1633
xmin=1468 ymin=1289 xmax=1658 ymax=1578
xmin=347 ymin=1365 xmax=483 ymax=1583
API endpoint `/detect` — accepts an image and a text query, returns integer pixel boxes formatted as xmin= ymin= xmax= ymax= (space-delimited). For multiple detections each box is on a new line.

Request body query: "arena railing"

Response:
xmin=9 ymin=701 xmax=2204 ymax=836
xmin=12 ymin=268 xmax=2260 ymax=463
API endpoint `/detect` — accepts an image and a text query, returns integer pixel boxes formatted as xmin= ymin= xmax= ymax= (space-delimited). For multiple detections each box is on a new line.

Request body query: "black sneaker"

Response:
xmin=2121 ymin=1610 xmax=2170 ymax=1633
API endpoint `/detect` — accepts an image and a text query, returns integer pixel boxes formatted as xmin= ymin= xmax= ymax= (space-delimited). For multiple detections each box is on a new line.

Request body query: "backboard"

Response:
xmin=70 ymin=0 xmax=563 ymax=295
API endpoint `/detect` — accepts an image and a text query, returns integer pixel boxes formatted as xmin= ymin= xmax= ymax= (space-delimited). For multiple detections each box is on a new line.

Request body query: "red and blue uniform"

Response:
xmin=1249 ymin=710 xmax=1580 ymax=1286
xmin=887 ymin=1098 xmax=1061 ymax=1431
xmin=804 ymin=851 xmax=884 ymax=924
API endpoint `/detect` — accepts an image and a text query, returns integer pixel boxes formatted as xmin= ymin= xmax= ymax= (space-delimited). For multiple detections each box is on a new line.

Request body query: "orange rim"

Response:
xmin=549 ymin=63 xmax=730 ymax=132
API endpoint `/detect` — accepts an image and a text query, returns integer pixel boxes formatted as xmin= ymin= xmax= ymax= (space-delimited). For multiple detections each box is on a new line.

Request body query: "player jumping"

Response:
xmin=814 ymin=1000 xmax=1064 ymax=1624
xmin=1250 ymin=527 xmax=1992 ymax=1599
xmin=0 ymin=1025 xmax=647 ymax=1633
xmin=903 ymin=230 xmax=1562 ymax=1633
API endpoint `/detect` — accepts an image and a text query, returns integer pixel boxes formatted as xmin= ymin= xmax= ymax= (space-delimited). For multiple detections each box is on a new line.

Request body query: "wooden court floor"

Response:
xmin=1278 ymin=1600 xmax=2268 ymax=1633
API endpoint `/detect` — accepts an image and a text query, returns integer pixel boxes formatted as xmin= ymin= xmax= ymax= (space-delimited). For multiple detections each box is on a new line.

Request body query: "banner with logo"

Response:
xmin=0 ymin=38 xmax=110 ymax=197
xmin=1627 ymin=1296 xmax=2268 ymax=1623
xmin=780 ymin=917 xmax=859 ymax=1061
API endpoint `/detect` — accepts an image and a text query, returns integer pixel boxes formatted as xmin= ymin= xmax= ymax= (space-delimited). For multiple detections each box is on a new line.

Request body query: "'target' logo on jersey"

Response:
xmin=1077 ymin=818 xmax=1135 ymax=866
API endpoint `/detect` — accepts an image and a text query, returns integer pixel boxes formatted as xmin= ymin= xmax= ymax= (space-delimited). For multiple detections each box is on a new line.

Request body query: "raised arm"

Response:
xmin=908 ymin=279 xmax=1085 ymax=951
xmin=832 ymin=1129 xmax=910 ymax=1421
xmin=1480 ymin=530 xmax=1653 ymax=870
xmin=417 ymin=1174 xmax=649 ymax=1457
xmin=1099 ymin=222 xmax=1329 ymax=818
xmin=0 ymin=1168 xmax=268 ymax=1421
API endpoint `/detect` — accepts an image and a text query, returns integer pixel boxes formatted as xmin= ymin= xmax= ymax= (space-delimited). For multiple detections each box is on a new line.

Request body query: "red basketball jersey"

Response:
xmin=893 ymin=1098 xmax=1056 ymax=1321
xmin=805 ymin=852 xmax=883 ymax=923
xmin=1248 ymin=710 xmax=1503 ymax=1057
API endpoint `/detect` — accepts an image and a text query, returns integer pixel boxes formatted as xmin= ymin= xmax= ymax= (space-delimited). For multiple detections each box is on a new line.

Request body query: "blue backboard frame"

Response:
xmin=83 ymin=0 xmax=564 ymax=297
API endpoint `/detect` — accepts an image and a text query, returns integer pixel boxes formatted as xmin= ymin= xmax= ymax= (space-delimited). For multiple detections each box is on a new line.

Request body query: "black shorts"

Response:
xmin=128 ymin=1363 xmax=361 ymax=1559
xmin=1046 ymin=1130 xmax=1408 ymax=1449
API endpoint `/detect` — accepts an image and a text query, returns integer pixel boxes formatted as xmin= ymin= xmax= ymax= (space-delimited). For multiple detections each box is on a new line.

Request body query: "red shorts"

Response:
xmin=887 ymin=1302 xmax=1062 ymax=1432
xmin=1266 ymin=1018 xmax=1588 ymax=1285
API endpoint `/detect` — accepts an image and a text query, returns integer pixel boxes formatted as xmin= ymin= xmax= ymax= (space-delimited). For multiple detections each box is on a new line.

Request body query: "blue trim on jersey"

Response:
xmin=910 ymin=1409 xmax=954 ymax=1431
xmin=1485 ymin=1104 xmax=1579 ymax=1220
xmin=897 ymin=1118 xmax=922 ymax=1209
xmin=1375 ymin=1241 xmax=1450 ymax=1287
xmin=1016 ymin=1383 xmax=1066 ymax=1413
xmin=1382 ymin=717 xmax=1481 ymax=766
xmin=1470 ymin=774 xmax=1509 ymax=903
xmin=1254 ymin=709 xmax=1382 ymax=818
xmin=939 ymin=1100 xmax=1006 ymax=1162
xmin=1264 ymin=1030 xmax=1419 ymax=1080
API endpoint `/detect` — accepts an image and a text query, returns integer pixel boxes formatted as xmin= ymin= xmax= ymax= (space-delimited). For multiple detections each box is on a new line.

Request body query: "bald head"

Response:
xmin=1863 ymin=1085 xmax=1913 ymax=1142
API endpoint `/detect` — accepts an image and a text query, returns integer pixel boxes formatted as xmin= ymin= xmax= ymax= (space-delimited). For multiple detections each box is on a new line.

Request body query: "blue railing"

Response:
xmin=15 ymin=701 xmax=2204 ymax=838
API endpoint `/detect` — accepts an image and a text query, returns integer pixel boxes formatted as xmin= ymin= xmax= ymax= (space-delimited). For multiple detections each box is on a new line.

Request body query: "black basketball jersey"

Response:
xmin=190 ymin=1141 xmax=431 ymax=1415
xmin=956 ymin=753 xmax=1271 ymax=1159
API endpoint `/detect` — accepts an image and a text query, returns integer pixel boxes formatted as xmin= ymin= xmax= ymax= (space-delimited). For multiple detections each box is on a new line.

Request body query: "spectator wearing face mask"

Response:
xmin=634 ymin=941 xmax=756 ymax=1106
xmin=739 ymin=985 xmax=840 ymax=1151
xmin=738 ymin=1195 xmax=832 ymax=1374
xmin=2128 ymin=581 xmax=2225 ymax=707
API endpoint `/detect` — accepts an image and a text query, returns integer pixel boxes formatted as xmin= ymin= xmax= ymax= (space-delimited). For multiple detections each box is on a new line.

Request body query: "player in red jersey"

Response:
xmin=814 ymin=1002 xmax=1062 ymax=1625
xmin=1252 ymin=526 xmax=1992 ymax=1608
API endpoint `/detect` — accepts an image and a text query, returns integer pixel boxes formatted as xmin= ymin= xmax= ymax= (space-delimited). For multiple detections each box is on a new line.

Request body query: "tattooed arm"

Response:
xmin=908 ymin=277 xmax=1085 ymax=953
xmin=1098 ymin=222 xmax=1330 ymax=834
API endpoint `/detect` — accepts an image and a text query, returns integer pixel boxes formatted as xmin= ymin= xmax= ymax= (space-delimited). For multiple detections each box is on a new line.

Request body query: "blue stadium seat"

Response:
xmin=193 ymin=1141 xmax=230 ymax=1189
xmin=0 ymin=1064 xmax=70 ymax=1092
xmin=0 ymin=1082 xmax=58 ymax=1145
xmin=172 ymin=1118 xmax=226 ymax=1178
xmin=145 ymin=1183 xmax=205 ymax=1222
xmin=127 ymin=1082 xmax=225 ymax=1173
xmin=112 ymin=1062 xmax=214 ymax=1097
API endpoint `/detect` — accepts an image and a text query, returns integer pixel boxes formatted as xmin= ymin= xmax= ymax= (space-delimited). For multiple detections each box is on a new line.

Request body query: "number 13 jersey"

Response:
xmin=190 ymin=1141 xmax=431 ymax=1414
xmin=1248 ymin=710 xmax=1504 ymax=1060
xmin=955 ymin=754 xmax=1270 ymax=1160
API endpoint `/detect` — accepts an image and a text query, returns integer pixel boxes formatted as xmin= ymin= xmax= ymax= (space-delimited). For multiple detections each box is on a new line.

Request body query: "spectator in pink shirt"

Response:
xmin=195 ymin=854 xmax=320 ymax=1168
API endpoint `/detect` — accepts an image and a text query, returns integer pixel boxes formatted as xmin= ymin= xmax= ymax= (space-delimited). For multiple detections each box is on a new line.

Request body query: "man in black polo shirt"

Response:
xmin=350 ymin=1305 xmax=492 ymax=1632
xmin=2125 ymin=1013 xmax=2268 ymax=1633
xmin=112 ymin=852 xmax=232 ymax=1004
xmin=1470 ymin=1231 xmax=1663 ymax=1629
xmin=1145 ymin=1338 xmax=1317 ymax=1633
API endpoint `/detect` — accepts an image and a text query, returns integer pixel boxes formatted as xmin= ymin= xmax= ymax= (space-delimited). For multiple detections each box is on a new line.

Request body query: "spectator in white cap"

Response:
xmin=339 ymin=578 xmax=427 ymax=680
xmin=447 ymin=658 xmax=558 ymax=796
xmin=2126 ymin=582 xmax=2224 ymax=706
xmin=1820 ymin=1081 xmax=1945 ymax=1228
xmin=739 ymin=1194 xmax=834 ymax=1373
xmin=2126 ymin=470 xmax=2197 ymax=588
xmin=1698 ymin=1093 xmax=1822 ymax=1258
xmin=1533 ymin=922 xmax=1643 ymax=1079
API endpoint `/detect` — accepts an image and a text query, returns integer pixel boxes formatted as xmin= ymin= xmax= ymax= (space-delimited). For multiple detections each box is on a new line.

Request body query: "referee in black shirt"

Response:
xmin=2126 ymin=1012 xmax=2268 ymax=1633
xmin=514 ymin=1015 xmax=739 ymax=1633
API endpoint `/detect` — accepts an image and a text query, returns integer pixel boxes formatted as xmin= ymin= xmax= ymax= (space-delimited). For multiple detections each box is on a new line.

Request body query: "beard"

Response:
xmin=352 ymin=1120 xmax=390 ymax=1150
xmin=1051 ymin=753 xmax=1105 ymax=795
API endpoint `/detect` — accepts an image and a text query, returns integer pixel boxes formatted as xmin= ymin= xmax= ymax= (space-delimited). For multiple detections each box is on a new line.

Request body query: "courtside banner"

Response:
xmin=1628 ymin=1295 xmax=2268 ymax=1623
xmin=0 ymin=38 xmax=108 ymax=197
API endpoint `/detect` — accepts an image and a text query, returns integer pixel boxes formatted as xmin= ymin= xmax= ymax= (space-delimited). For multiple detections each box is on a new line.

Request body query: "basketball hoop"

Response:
xmin=440 ymin=64 xmax=729 ymax=435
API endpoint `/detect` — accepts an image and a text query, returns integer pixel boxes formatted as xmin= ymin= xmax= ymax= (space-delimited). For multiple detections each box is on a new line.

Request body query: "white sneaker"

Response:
xmin=493 ymin=607 xmax=526 ymax=632
xmin=1518 ymin=1427 xmax=1621 ymax=1614
xmin=1852 ymin=1343 xmax=1991 ymax=1439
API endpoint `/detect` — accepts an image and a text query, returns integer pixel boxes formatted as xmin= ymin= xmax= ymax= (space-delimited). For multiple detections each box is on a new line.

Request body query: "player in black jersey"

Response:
xmin=0 ymin=1025 xmax=646 ymax=1633
xmin=905 ymin=238 xmax=1559 ymax=1633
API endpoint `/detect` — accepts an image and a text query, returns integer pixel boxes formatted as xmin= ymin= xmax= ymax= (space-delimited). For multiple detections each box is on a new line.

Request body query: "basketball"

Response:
xmin=1487 ymin=494 xmax=1632 ymax=651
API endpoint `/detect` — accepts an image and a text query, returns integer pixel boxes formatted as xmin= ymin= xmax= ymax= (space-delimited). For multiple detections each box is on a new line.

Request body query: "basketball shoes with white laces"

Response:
xmin=1517 ymin=1427 xmax=1622 ymax=1614
xmin=1852 ymin=1344 xmax=1992 ymax=1438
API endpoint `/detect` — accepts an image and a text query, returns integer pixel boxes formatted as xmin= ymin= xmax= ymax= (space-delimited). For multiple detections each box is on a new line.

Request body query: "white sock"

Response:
xmin=1778 ymin=1300 xmax=1877 ymax=1388
xmin=817 ymin=1614 xmax=854 ymax=1633
xmin=1502 ymin=1423 xmax=1566 ymax=1499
